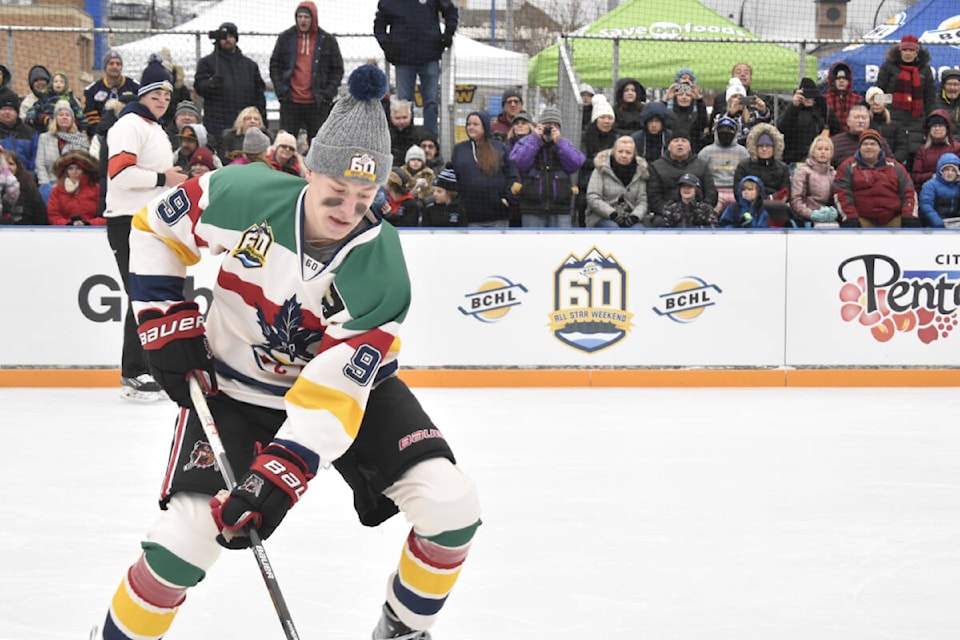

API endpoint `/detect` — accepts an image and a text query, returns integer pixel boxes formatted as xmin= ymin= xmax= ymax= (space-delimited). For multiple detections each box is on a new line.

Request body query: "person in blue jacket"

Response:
xmin=450 ymin=110 xmax=519 ymax=226
xmin=918 ymin=153 xmax=960 ymax=227
xmin=719 ymin=175 xmax=770 ymax=228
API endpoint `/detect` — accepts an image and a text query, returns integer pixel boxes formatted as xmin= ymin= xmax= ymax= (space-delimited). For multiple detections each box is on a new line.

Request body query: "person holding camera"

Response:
xmin=194 ymin=22 xmax=266 ymax=155
xmin=777 ymin=78 xmax=829 ymax=164
xmin=713 ymin=77 xmax=771 ymax=146
xmin=509 ymin=107 xmax=586 ymax=228
xmin=663 ymin=67 xmax=710 ymax=153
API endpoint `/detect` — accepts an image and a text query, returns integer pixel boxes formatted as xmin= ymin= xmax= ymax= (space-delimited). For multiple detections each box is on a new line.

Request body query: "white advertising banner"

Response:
xmin=785 ymin=231 xmax=960 ymax=366
xmin=400 ymin=230 xmax=786 ymax=366
xmin=0 ymin=228 xmax=787 ymax=368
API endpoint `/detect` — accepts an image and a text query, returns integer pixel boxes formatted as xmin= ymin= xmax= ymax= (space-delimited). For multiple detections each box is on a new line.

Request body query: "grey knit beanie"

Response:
xmin=405 ymin=144 xmax=426 ymax=164
xmin=243 ymin=127 xmax=270 ymax=155
xmin=306 ymin=65 xmax=392 ymax=186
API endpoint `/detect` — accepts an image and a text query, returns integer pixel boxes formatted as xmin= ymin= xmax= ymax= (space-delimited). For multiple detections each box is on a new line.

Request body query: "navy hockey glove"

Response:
xmin=900 ymin=216 xmax=922 ymax=228
xmin=210 ymin=443 xmax=313 ymax=549
xmin=137 ymin=301 xmax=217 ymax=407
xmin=840 ymin=217 xmax=861 ymax=228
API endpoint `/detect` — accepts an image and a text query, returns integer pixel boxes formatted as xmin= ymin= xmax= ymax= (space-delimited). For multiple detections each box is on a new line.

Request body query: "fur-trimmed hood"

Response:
xmin=745 ymin=123 xmax=784 ymax=161
xmin=884 ymin=43 xmax=931 ymax=67
xmin=54 ymin=149 xmax=98 ymax=180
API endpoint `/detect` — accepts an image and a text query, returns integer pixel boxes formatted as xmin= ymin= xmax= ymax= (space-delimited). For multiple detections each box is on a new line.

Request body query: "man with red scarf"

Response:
xmin=875 ymin=34 xmax=936 ymax=169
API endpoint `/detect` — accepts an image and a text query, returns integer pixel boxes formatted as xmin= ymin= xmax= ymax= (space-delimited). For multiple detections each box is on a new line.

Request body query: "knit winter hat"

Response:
xmin=405 ymin=144 xmax=426 ymax=164
xmin=306 ymin=65 xmax=393 ymax=186
xmin=928 ymin=114 xmax=949 ymax=129
xmin=859 ymin=129 xmax=884 ymax=146
xmin=675 ymin=66 xmax=697 ymax=84
xmin=433 ymin=166 xmax=457 ymax=191
xmin=54 ymin=99 xmax=73 ymax=116
xmin=725 ymin=77 xmax=747 ymax=101
xmin=388 ymin=166 xmax=411 ymax=192
xmin=833 ymin=63 xmax=851 ymax=80
xmin=274 ymin=130 xmax=297 ymax=150
xmin=899 ymin=34 xmax=920 ymax=51
xmin=243 ymin=127 xmax=270 ymax=155
xmin=102 ymin=49 xmax=122 ymax=69
xmin=190 ymin=147 xmax=216 ymax=171
xmin=513 ymin=110 xmax=533 ymax=124
xmin=295 ymin=5 xmax=313 ymax=17
xmin=578 ymin=83 xmax=594 ymax=97
xmin=138 ymin=53 xmax=173 ymax=97
xmin=0 ymin=90 xmax=18 ymax=111
xmin=943 ymin=68 xmax=960 ymax=84
xmin=591 ymin=95 xmax=614 ymax=121
xmin=175 ymin=100 xmax=201 ymax=120
xmin=757 ymin=132 xmax=775 ymax=147
xmin=501 ymin=88 xmax=522 ymax=105
xmin=218 ymin=22 xmax=239 ymax=40
xmin=539 ymin=106 xmax=562 ymax=126
xmin=799 ymin=77 xmax=821 ymax=99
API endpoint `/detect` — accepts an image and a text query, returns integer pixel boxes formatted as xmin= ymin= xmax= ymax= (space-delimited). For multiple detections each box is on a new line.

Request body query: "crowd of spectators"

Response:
xmin=1 ymin=24 xmax=959 ymax=229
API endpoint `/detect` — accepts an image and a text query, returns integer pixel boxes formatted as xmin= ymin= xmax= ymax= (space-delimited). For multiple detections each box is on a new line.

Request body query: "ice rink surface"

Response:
xmin=2 ymin=386 xmax=959 ymax=640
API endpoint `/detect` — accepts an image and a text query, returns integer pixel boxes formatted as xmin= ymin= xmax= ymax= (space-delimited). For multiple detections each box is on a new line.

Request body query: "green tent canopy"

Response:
xmin=528 ymin=0 xmax=813 ymax=91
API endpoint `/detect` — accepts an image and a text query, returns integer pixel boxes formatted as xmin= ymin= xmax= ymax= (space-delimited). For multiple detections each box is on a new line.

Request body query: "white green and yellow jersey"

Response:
xmin=129 ymin=163 xmax=410 ymax=466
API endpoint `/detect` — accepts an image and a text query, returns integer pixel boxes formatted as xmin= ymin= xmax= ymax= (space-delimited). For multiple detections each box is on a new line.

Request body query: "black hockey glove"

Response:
xmin=137 ymin=301 xmax=217 ymax=407
xmin=441 ymin=32 xmax=454 ymax=48
xmin=210 ymin=443 xmax=313 ymax=549
xmin=840 ymin=217 xmax=861 ymax=228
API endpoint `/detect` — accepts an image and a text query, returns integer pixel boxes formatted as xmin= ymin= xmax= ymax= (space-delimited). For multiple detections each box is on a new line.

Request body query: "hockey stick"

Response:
xmin=189 ymin=376 xmax=302 ymax=640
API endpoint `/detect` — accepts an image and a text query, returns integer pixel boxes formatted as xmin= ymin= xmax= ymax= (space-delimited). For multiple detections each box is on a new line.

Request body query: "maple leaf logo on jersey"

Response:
xmin=252 ymin=295 xmax=324 ymax=370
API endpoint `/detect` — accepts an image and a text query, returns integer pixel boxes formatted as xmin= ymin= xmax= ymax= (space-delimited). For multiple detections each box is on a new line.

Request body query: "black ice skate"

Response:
xmin=120 ymin=373 xmax=166 ymax=402
xmin=371 ymin=602 xmax=432 ymax=640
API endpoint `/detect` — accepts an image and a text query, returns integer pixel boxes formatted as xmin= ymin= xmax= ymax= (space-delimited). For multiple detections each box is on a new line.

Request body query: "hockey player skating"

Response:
xmin=96 ymin=65 xmax=480 ymax=640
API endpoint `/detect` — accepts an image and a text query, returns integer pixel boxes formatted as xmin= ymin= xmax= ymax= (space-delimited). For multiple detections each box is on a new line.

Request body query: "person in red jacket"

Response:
xmin=835 ymin=129 xmax=919 ymax=228
xmin=910 ymin=109 xmax=960 ymax=188
xmin=46 ymin=149 xmax=103 ymax=226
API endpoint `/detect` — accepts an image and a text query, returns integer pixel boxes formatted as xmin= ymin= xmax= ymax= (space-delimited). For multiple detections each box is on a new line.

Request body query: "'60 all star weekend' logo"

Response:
xmin=549 ymin=247 xmax=633 ymax=353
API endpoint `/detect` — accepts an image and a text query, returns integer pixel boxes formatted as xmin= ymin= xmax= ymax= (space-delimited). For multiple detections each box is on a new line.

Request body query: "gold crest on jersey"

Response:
xmin=232 ymin=222 xmax=274 ymax=268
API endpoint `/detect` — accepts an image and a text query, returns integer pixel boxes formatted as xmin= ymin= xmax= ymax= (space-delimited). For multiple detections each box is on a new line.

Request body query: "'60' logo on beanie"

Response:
xmin=344 ymin=153 xmax=378 ymax=183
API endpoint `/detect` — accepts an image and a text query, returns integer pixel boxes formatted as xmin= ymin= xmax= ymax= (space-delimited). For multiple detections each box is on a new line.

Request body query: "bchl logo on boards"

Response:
xmin=839 ymin=253 xmax=960 ymax=344
xmin=549 ymin=247 xmax=633 ymax=353
xmin=653 ymin=276 xmax=723 ymax=323
xmin=458 ymin=276 xmax=528 ymax=323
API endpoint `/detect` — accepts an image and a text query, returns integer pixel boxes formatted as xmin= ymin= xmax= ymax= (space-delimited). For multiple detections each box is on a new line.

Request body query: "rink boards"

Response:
xmin=2 ymin=227 xmax=959 ymax=386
